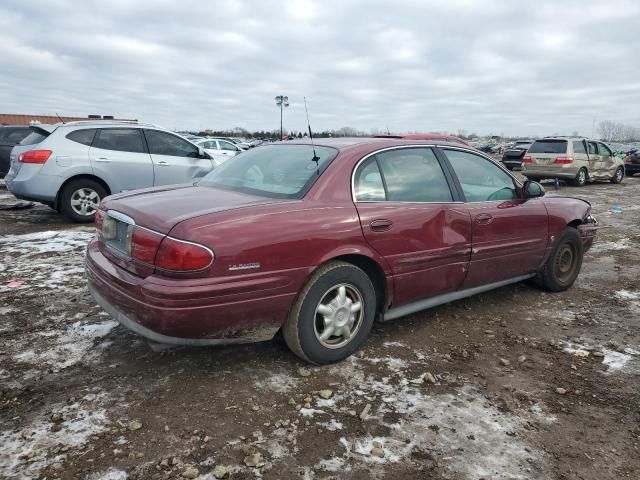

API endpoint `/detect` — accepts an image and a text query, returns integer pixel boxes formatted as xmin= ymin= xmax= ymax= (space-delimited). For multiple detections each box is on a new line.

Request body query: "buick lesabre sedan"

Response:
xmin=86 ymin=138 xmax=597 ymax=364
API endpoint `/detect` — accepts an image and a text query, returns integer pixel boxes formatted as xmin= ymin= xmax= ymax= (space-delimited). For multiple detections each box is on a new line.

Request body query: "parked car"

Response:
xmin=195 ymin=138 xmax=243 ymax=165
xmin=373 ymin=134 xmax=469 ymax=146
xmin=521 ymin=137 xmax=625 ymax=186
xmin=625 ymin=149 xmax=640 ymax=176
xmin=0 ymin=126 xmax=32 ymax=178
xmin=501 ymin=140 xmax=533 ymax=170
xmin=5 ymin=121 xmax=215 ymax=222
xmin=87 ymin=138 xmax=597 ymax=364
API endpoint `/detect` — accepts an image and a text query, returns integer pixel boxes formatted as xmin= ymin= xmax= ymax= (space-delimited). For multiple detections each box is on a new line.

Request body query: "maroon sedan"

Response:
xmin=86 ymin=138 xmax=597 ymax=364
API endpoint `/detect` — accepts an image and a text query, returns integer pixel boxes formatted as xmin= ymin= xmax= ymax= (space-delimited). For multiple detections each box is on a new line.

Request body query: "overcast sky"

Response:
xmin=1 ymin=0 xmax=638 ymax=136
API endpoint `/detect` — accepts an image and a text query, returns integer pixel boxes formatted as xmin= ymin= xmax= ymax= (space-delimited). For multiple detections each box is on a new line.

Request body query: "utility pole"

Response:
xmin=275 ymin=95 xmax=289 ymax=140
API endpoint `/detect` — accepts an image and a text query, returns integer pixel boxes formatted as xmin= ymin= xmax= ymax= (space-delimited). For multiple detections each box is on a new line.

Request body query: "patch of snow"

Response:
xmin=615 ymin=290 xmax=640 ymax=300
xmin=88 ymin=469 xmax=128 ymax=480
xmin=254 ymin=372 xmax=299 ymax=393
xmin=0 ymin=230 xmax=94 ymax=255
xmin=14 ymin=320 xmax=117 ymax=370
xmin=383 ymin=341 xmax=406 ymax=348
xmin=589 ymin=238 xmax=630 ymax=253
xmin=315 ymin=456 xmax=348 ymax=472
xmin=0 ymin=400 xmax=111 ymax=479
xmin=318 ymin=419 xmax=343 ymax=431
xmin=299 ymin=408 xmax=325 ymax=417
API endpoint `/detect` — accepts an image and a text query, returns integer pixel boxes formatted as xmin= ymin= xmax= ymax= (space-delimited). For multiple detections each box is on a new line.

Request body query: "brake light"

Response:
xmin=95 ymin=210 xmax=106 ymax=232
xmin=130 ymin=227 xmax=164 ymax=264
xmin=554 ymin=156 xmax=574 ymax=164
xmin=522 ymin=155 xmax=533 ymax=164
xmin=19 ymin=150 xmax=52 ymax=164
xmin=155 ymin=237 xmax=214 ymax=271
xmin=625 ymin=155 xmax=631 ymax=164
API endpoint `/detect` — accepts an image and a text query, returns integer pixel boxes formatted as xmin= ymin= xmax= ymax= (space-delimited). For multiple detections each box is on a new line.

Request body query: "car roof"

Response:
xmin=283 ymin=137 xmax=478 ymax=152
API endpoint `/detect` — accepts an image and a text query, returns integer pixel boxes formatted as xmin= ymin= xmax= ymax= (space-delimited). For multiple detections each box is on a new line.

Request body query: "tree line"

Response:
xmin=597 ymin=120 xmax=640 ymax=143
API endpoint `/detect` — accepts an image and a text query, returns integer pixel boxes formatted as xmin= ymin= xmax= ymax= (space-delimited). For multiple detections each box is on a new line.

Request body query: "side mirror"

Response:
xmin=523 ymin=180 xmax=545 ymax=198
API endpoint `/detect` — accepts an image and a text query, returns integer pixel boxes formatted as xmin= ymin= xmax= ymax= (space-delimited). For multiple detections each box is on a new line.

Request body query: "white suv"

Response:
xmin=5 ymin=121 xmax=216 ymax=222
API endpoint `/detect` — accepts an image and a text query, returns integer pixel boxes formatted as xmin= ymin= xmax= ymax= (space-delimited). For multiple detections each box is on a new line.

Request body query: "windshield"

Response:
xmin=198 ymin=144 xmax=338 ymax=199
xmin=528 ymin=139 xmax=568 ymax=154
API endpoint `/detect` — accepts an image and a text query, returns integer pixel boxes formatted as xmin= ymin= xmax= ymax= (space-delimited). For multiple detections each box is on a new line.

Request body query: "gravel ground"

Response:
xmin=0 ymin=177 xmax=639 ymax=480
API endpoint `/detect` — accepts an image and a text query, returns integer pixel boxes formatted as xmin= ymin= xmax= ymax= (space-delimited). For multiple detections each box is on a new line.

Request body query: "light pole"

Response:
xmin=275 ymin=95 xmax=289 ymax=140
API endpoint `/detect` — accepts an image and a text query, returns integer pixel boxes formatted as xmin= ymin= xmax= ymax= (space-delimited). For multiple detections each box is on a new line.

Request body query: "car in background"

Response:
xmin=87 ymin=138 xmax=596 ymax=364
xmin=5 ymin=121 xmax=215 ymax=222
xmin=212 ymin=137 xmax=251 ymax=150
xmin=373 ymin=133 xmax=469 ymax=146
xmin=195 ymin=138 xmax=243 ymax=165
xmin=521 ymin=137 xmax=625 ymax=186
xmin=500 ymin=140 xmax=533 ymax=170
xmin=625 ymin=149 xmax=640 ymax=176
xmin=0 ymin=126 xmax=32 ymax=178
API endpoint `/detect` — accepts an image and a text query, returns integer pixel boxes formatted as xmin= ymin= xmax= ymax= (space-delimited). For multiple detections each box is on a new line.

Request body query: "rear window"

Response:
xmin=19 ymin=127 xmax=51 ymax=146
xmin=66 ymin=129 xmax=97 ymax=146
xmin=0 ymin=127 xmax=32 ymax=144
xmin=528 ymin=140 xmax=567 ymax=154
xmin=198 ymin=144 xmax=337 ymax=199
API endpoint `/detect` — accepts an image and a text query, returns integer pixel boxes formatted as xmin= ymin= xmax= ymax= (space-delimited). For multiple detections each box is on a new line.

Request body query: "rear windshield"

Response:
xmin=528 ymin=140 xmax=567 ymax=154
xmin=19 ymin=127 xmax=51 ymax=146
xmin=198 ymin=144 xmax=337 ymax=199
xmin=0 ymin=127 xmax=32 ymax=144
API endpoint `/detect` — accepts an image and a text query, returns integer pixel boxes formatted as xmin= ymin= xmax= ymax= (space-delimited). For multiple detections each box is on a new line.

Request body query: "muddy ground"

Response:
xmin=0 ymin=176 xmax=639 ymax=480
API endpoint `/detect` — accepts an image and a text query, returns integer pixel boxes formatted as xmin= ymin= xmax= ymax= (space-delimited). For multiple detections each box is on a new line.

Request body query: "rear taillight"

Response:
xmin=625 ymin=155 xmax=631 ymax=164
xmin=155 ymin=237 xmax=214 ymax=272
xmin=522 ymin=155 xmax=533 ymax=163
xmin=19 ymin=150 xmax=52 ymax=164
xmin=95 ymin=210 xmax=106 ymax=232
xmin=130 ymin=227 xmax=164 ymax=264
xmin=554 ymin=156 xmax=574 ymax=164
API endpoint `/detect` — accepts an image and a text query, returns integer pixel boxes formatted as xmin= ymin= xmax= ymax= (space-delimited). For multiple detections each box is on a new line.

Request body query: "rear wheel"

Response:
xmin=536 ymin=228 xmax=584 ymax=292
xmin=283 ymin=261 xmax=377 ymax=364
xmin=572 ymin=168 xmax=588 ymax=187
xmin=59 ymin=179 xmax=106 ymax=223
xmin=610 ymin=166 xmax=624 ymax=184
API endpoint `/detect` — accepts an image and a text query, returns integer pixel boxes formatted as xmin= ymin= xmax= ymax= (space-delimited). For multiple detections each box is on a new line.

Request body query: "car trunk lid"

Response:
xmin=101 ymin=184 xmax=291 ymax=234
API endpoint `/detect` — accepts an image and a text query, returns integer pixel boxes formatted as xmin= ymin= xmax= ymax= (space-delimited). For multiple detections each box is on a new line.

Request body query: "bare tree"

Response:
xmin=598 ymin=120 xmax=625 ymax=142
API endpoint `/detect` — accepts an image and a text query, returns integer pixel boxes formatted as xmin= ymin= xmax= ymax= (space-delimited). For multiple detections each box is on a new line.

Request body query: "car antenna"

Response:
xmin=55 ymin=112 xmax=65 ymax=124
xmin=304 ymin=96 xmax=320 ymax=174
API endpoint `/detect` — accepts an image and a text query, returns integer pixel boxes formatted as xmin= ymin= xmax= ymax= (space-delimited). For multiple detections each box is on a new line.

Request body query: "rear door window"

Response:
xmin=573 ymin=140 xmax=586 ymax=154
xmin=219 ymin=140 xmax=238 ymax=151
xmin=587 ymin=142 xmax=598 ymax=155
xmin=354 ymin=157 xmax=386 ymax=201
xmin=144 ymin=130 xmax=199 ymax=157
xmin=528 ymin=140 xmax=568 ymax=154
xmin=94 ymin=129 xmax=146 ymax=153
xmin=375 ymin=148 xmax=453 ymax=203
xmin=66 ymin=129 xmax=96 ymax=146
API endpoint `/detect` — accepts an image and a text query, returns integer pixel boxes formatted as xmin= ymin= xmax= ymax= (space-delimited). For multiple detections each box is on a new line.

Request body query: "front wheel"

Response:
xmin=59 ymin=179 xmax=107 ymax=223
xmin=572 ymin=168 xmax=588 ymax=187
xmin=610 ymin=166 xmax=624 ymax=184
xmin=283 ymin=261 xmax=377 ymax=364
xmin=536 ymin=228 xmax=584 ymax=292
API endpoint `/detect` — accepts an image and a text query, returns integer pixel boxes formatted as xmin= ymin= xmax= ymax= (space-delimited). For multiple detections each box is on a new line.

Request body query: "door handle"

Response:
xmin=475 ymin=213 xmax=494 ymax=225
xmin=370 ymin=219 xmax=393 ymax=232
xmin=157 ymin=161 xmax=169 ymax=166
xmin=95 ymin=157 xmax=111 ymax=163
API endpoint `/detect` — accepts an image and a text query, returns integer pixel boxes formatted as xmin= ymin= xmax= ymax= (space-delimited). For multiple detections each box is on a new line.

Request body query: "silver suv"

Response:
xmin=5 ymin=121 xmax=216 ymax=222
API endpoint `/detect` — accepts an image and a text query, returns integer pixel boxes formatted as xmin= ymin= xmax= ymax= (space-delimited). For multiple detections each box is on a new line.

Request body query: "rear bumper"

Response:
xmin=5 ymin=167 xmax=60 ymax=203
xmin=85 ymin=239 xmax=301 ymax=345
xmin=624 ymin=164 xmax=640 ymax=174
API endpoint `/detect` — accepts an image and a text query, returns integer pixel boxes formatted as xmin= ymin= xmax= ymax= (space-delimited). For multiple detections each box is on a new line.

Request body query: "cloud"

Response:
xmin=0 ymin=0 xmax=638 ymax=136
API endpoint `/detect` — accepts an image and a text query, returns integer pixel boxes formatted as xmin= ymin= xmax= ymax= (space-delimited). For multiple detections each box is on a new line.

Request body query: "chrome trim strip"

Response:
xmin=106 ymin=209 xmax=135 ymax=225
xmin=381 ymin=273 xmax=535 ymax=322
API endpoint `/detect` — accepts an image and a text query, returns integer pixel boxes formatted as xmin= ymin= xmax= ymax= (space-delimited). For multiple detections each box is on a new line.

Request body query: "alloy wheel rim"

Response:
xmin=579 ymin=170 xmax=586 ymax=184
xmin=70 ymin=188 xmax=100 ymax=216
xmin=616 ymin=168 xmax=623 ymax=181
xmin=556 ymin=243 xmax=577 ymax=283
xmin=314 ymin=283 xmax=364 ymax=349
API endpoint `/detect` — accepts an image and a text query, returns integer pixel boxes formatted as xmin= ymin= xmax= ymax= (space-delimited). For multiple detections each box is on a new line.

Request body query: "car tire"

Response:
xmin=536 ymin=228 xmax=584 ymax=292
xmin=59 ymin=179 xmax=107 ymax=223
xmin=610 ymin=166 xmax=624 ymax=184
xmin=572 ymin=168 xmax=588 ymax=187
xmin=283 ymin=261 xmax=377 ymax=365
